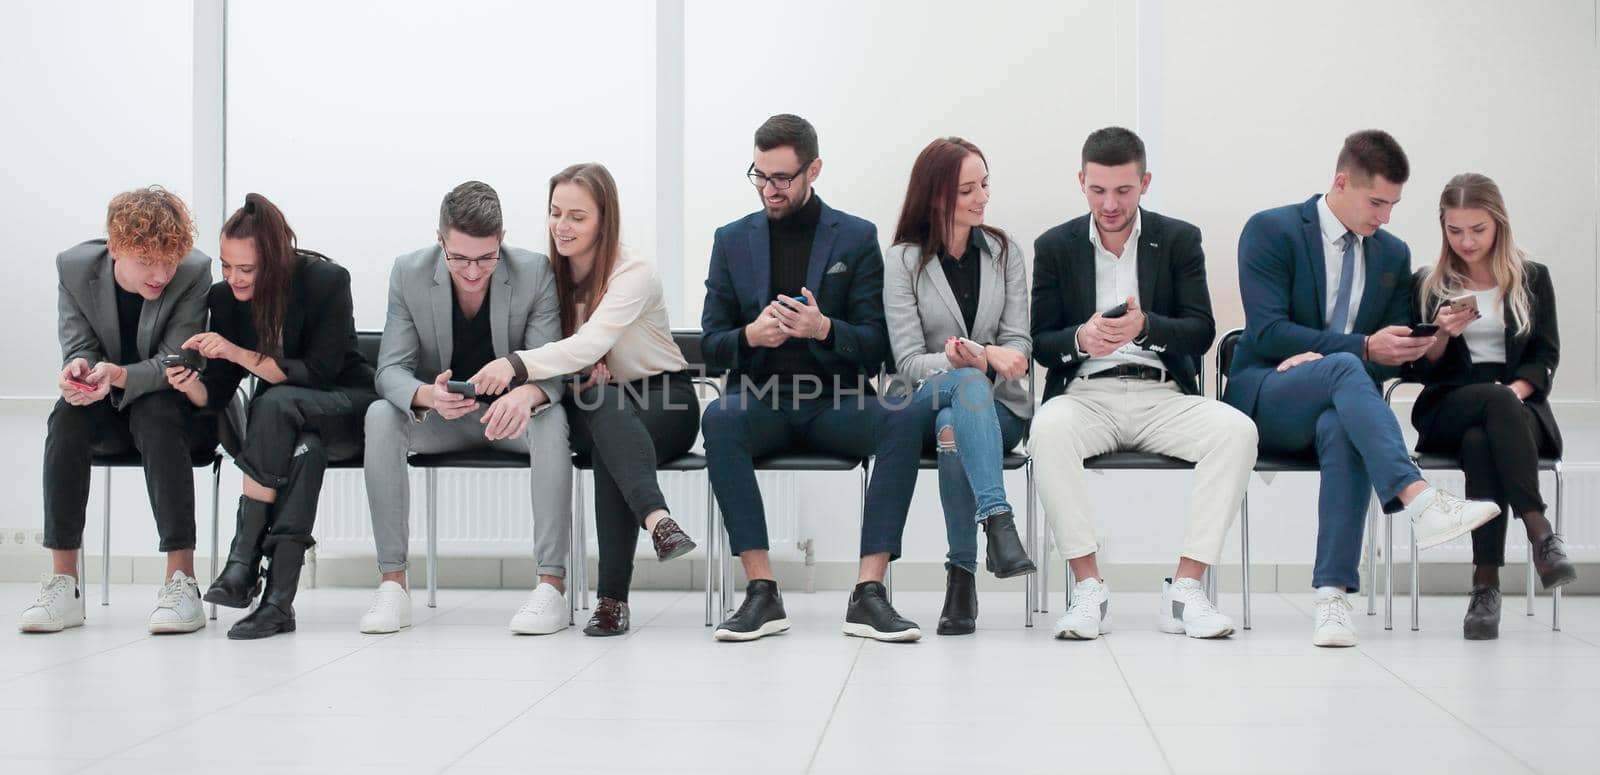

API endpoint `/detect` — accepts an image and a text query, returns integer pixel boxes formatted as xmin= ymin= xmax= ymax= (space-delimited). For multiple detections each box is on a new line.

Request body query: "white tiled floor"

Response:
xmin=2 ymin=582 xmax=1596 ymax=774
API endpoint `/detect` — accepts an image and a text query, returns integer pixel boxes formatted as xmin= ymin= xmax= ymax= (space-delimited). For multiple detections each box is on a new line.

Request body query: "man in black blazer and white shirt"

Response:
xmin=1029 ymin=128 xmax=1257 ymax=641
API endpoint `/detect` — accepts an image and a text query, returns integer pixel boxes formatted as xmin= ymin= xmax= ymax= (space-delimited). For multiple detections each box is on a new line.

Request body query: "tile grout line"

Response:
xmin=433 ymin=590 xmax=692 ymax=773
xmin=1104 ymin=637 xmax=1178 ymax=775
xmin=1357 ymin=649 xmax=1542 ymax=774
xmin=804 ymin=635 xmax=865 ymax=774
xmin=75 ymin=586 xmax=497 ymax=771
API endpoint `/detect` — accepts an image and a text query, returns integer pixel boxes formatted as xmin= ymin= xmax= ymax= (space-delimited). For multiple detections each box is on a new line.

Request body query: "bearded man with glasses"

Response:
xmin=359 ymin=180 xmax=574 ymax=637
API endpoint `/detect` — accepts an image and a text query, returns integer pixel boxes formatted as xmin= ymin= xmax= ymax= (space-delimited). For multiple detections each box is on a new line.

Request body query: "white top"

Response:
xmin=1462 ymin=288 xmax=1507 ymax=364
xmin=1079 ymin=210 xmax=1164 ymax=376
xmin=512 ymin=247 xmax=687 ymax=384
xmin=1317 ymin=195 xmax=1365 ymax=334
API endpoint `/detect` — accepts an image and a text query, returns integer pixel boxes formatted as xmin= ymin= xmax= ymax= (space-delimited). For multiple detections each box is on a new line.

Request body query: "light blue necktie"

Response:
xmin=1328 ymin=231 xmax=1356 ymax=332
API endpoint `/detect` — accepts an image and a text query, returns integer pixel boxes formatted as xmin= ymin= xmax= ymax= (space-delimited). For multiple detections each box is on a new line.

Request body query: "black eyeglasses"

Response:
xmin=747 ymin=161 xmax=811 ymax=191
xmin=443 ymin=252 xmax=500 ymax=270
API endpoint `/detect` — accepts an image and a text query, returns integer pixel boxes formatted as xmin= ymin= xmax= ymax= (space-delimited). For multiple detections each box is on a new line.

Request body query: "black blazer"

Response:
xmin=200 ymin=254 xmax=376 ymax=411
xmin=1409 ymin=260 xmax=1561 ymax=456
xmin=1031 ymin=209 xmax=1216 ymax=401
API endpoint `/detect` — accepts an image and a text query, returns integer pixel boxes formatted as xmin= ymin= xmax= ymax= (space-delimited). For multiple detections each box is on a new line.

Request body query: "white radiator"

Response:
xmin=1374 ymin=463 xmax=1600 ymax=559
xmin=312 ymin=467 xmax=801 ymax=556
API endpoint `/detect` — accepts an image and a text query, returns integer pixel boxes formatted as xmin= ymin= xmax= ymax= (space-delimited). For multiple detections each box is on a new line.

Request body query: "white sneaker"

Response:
xmin=1160 ymin=577 xmax=1234 ymax=638
xmin=1313 ymin=588 xmax=1358 ymax=648
xmin=1054 ymin=578 xmax=1110 ymax=640
xmin=508 ymin=582 xmax=568 ymax=635
xmin=1404 ymin=487 xmax=1502 ymax=550
xmin=359 ymin=581 xmax=412 ymax=634
xmin=18 ymin=573 xmax=85 ymax=633
xmin=148 ymin=571 xmax=206 ymax=634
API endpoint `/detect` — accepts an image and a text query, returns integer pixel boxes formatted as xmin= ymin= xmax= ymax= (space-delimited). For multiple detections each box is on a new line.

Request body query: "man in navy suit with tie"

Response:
xmin=1225 ymin=130 xmax=1500 ymax=647
xmin=700 ymin=114 xmax=927 ymax=643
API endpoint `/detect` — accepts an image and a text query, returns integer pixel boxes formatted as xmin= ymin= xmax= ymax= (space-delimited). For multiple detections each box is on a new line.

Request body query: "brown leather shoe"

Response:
xmin=583 ymin=597 xmax=629 ymax=636
xmin=650 ymin=516 xmax=697 ymax=562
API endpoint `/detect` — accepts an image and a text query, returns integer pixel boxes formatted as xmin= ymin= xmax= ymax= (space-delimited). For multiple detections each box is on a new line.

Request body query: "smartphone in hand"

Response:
xmin=1101 ymin=302 xmax=1129 ymax=319
xmin=445 ymin=380 xmax=478 ymax=399
xmin=1409 ymin=323 xmax=1441 ymax=338
xmin=64 ymin=376 xmax=99 ymax=392
xmin=1445 ymin=293 xmax=1479 ymax=312
xmin=957 ymin=337 xmax=985 ymax=358
xmin=159 ymin=354 xmax=188 ymax=370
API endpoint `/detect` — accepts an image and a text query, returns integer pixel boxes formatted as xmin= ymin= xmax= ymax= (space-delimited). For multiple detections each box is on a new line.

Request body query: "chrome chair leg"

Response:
xmin=426 ymin=467 xmax=438 ymax=609
xmin=1383 ymin=513 xmax=1393 ymax=631
xmin=101 ymin=466 xmax=112 ymax=606
xmin=1240 ymin=494 xmax=1252 ymax=630
xmin=208 ymin=460 xmax=221 ymax=621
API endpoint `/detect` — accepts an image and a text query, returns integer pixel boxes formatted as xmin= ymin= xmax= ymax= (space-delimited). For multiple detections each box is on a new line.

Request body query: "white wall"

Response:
xmin=0 ymin=0 xmax=199 ymax=399
xmin=3 ymin=1 xmax=1596 ymax=570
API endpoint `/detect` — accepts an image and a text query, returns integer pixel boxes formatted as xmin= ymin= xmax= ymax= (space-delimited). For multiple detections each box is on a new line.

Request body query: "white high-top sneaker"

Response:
xmin=1160 ymin=577 xmax=1235 ymax=639
xmin=18 ymin=573 xmax=85 ymax=633
xmin=508 ymin=582 xmax=569 ymax=635
xmin=1404 ymin=487 xmax=1502 ymax=549
xmin=148 ymin=571 xmax=206 ymax=634
xmin=1053 ymin=577 xmax=1110 ymax=640
xmin=359 ymin=580 xmax=412 ymax=634
xmin=1313 ymin=587 xmax=1358 ymax=648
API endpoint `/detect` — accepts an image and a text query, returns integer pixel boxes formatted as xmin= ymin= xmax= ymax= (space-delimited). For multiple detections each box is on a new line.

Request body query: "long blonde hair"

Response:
xmin=1418 ymin=173 xmax=1532 ymax=337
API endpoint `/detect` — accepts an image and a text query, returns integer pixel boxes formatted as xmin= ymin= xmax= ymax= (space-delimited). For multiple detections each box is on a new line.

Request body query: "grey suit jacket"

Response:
xmin=373 ymin=244 xmax=565 ymax=416
xmin=883 ymin=232 xmax=1033 ymax=419
xmin=56 ymin=239 xmax=212 ymax=409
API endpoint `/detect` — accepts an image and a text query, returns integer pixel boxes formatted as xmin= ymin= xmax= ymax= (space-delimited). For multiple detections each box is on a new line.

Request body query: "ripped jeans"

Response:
xmin=911 ymin=368 xmax=1026 ymax=573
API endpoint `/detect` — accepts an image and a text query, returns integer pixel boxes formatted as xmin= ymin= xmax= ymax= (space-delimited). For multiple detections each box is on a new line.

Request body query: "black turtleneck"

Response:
xmin=762 ymin=193 xmax=833 ymax=384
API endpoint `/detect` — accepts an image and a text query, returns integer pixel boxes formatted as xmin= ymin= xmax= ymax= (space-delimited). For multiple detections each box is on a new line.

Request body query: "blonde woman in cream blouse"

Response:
xmin=471 ymin=163 xmax=700 ymax=636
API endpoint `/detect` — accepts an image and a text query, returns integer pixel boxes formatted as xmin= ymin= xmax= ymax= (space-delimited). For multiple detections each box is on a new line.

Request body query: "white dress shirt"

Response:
xmin=1462 ymin=288 xmax=1507 ymax=364
xmin=1317 ymin=195 xmax=1365 ymax=334
xmin=1079 ymin=211 xmax=1165 ymax=377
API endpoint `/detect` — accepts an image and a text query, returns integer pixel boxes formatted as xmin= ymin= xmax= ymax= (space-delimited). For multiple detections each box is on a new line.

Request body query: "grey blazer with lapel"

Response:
xmin=56 ymin=239 xmax=212 ymax=409
xmin=882 ymin=231 xmax=1033 ymax=419
xmin=373 ymin=244 xmax=565 ymax=415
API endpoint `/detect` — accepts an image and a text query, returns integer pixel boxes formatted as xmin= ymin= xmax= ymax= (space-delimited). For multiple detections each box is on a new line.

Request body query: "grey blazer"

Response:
xmin=373 ymin=244 xmax=565 ymax=415
xmin=883 ymin=232 xmax=1033 ymax=419
xmin=56 ymin=239 xmax=212 ymax=409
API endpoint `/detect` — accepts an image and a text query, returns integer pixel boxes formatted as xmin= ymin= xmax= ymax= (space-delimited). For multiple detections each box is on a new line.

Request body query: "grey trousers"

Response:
xmin=363 ymin=400 xmax=572 ymax=577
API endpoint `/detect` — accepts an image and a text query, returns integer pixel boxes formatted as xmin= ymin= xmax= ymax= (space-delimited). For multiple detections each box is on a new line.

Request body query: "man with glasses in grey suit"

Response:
xmin=359 ymin=181 xmax=572 ymax=636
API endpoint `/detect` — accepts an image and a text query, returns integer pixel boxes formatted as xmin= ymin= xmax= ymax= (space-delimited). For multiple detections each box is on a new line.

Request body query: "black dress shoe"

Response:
xmin=204 ymin=496 xmax=271 ymax=608
xmin=229 ymin=542 xmax=304 ymax=640
xmin=1534 ymin=534 xmax=1578 ymax=590
xmin=583 ymin=597 xmax=630 ymax=636
xmin=937 ymin=566 xmax=977 ymax=636
xmin=843 ymin=581 xmax=921 ymax=642
xmin=650 ymin=517 xmax=697 ymax=562
xmin=714 ymin=579 xmax=789 ymax=642
xmin=1463 ymin=586 xmax=1501 ymax=641
xmin=983 ymin=512 xmax=1037 ymax=579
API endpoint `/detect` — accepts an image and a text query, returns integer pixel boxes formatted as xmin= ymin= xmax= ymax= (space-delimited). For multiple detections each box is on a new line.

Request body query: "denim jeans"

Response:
xmin=702 ymin=383 xmax=928 ymax=560
xmin=912 ymin=368 xmax=1026 ymax=573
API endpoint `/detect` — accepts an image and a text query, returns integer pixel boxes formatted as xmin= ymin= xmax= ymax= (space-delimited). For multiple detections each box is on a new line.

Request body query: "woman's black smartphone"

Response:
xmin=159 ymin=354 xmax=188 ymax=369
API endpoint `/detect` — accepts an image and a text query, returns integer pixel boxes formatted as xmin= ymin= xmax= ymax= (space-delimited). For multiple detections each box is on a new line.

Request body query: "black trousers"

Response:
xmin=566 ymin=372 xmax=700 ymax=602
xmin=43 ymin=391 xmax=217 ymax=552
xmin=1418 ymin=381 xmax=1557 ymax=566
xmin=238 ymin=385 xmax=374 ymax=551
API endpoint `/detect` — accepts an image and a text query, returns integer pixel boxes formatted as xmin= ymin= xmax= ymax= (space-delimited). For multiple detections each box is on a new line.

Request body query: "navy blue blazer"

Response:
xmin=1223 ymin=195 xmax=1414 ymax=416
xmin=700 ymin=195 xmax=890 ymax=388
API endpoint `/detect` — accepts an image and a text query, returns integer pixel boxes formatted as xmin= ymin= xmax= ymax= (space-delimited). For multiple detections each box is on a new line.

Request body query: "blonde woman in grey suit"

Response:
xmin=883 ymin=137 xmax=1036 ymax=635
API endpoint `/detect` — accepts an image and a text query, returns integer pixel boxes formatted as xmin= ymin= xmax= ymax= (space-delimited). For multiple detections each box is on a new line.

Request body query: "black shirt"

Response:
xmin=449 ymin=288 xmax=495 ymax=380
xmin=113 ymin=282 xmax=144 ymax=365
xmin=938 ymin=229 xmax=986 ymax=335
xmin=762 ymin=193 xmax=832 ymax=383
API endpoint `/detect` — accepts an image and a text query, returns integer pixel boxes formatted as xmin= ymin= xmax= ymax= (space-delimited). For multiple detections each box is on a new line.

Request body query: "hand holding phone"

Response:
xmin=64 ymin=376 xmax=99 ymax=392
xmin=1101 ymin=302 xmax=1129 ymax=319
xmin=1408 ymin=323 xmax=1441 ymax=338
xmin=1445 ymin=293 xmax=1479 ymax=312
xmin=445 ymin=380 xmax=478 ymax=399
xmin=957 ymin=337 xmax=985 ymax=358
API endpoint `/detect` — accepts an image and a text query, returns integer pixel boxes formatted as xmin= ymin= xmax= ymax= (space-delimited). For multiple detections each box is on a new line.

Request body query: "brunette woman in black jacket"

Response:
xmin=169 ymin=193 xmax=376 ymax=639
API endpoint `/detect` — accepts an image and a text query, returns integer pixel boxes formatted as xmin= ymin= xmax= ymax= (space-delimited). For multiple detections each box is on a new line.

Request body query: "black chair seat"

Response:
xmin=754 ymin=453 xmax=862 ymax=471
xmin=1254 ymin=452 xmax=1320 ymax=472
xmin=1413 ymin=452 xmax=1560 ymax=472
xmin=1084 ymin=452 xmax=1194 ymax=470
xmin=572 ymin=452 xmax=707 ymax=472
xmin=328 ymin=455 xmax=365 ymax=469
xmin=919 ymin=451 xmax=1030 ymax=470
xmin=407 ymin=449 xmax=529 ymax=468
xmin=92 ymin=450 xmax=221 ymax=468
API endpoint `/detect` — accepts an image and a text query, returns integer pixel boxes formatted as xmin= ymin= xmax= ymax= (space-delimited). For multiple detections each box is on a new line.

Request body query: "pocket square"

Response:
xmin=825 ymin=261 xmax=850 ymax=275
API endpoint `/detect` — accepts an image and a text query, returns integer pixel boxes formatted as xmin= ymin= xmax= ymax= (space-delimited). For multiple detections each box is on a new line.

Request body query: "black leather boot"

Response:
xmin=1534 ymin=534 xmax=1578 ymax=590
xmin=937 ymin=565 xmax=978 ymax=636
xmin=983 ymin=512 xmax=1037 ymax=578
xmin=1462 ymin=586 xmax=1501 ymax=641
xmin=204 ymin=497 xmax=271 ymax=608
xmin=228 ymin=540 xmax=304 ymax=640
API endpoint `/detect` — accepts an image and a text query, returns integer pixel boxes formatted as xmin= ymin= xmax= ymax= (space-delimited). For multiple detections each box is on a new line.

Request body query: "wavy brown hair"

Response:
xmin=891 ymin=137 xmax=1009 ymax=283
xmin=548 ymin=163 xmax=622 ymax=337
xmin=106 ymin=186 xmax=195 ymax=265
xmin=221 ymin=193 xmax=329 ymax=358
